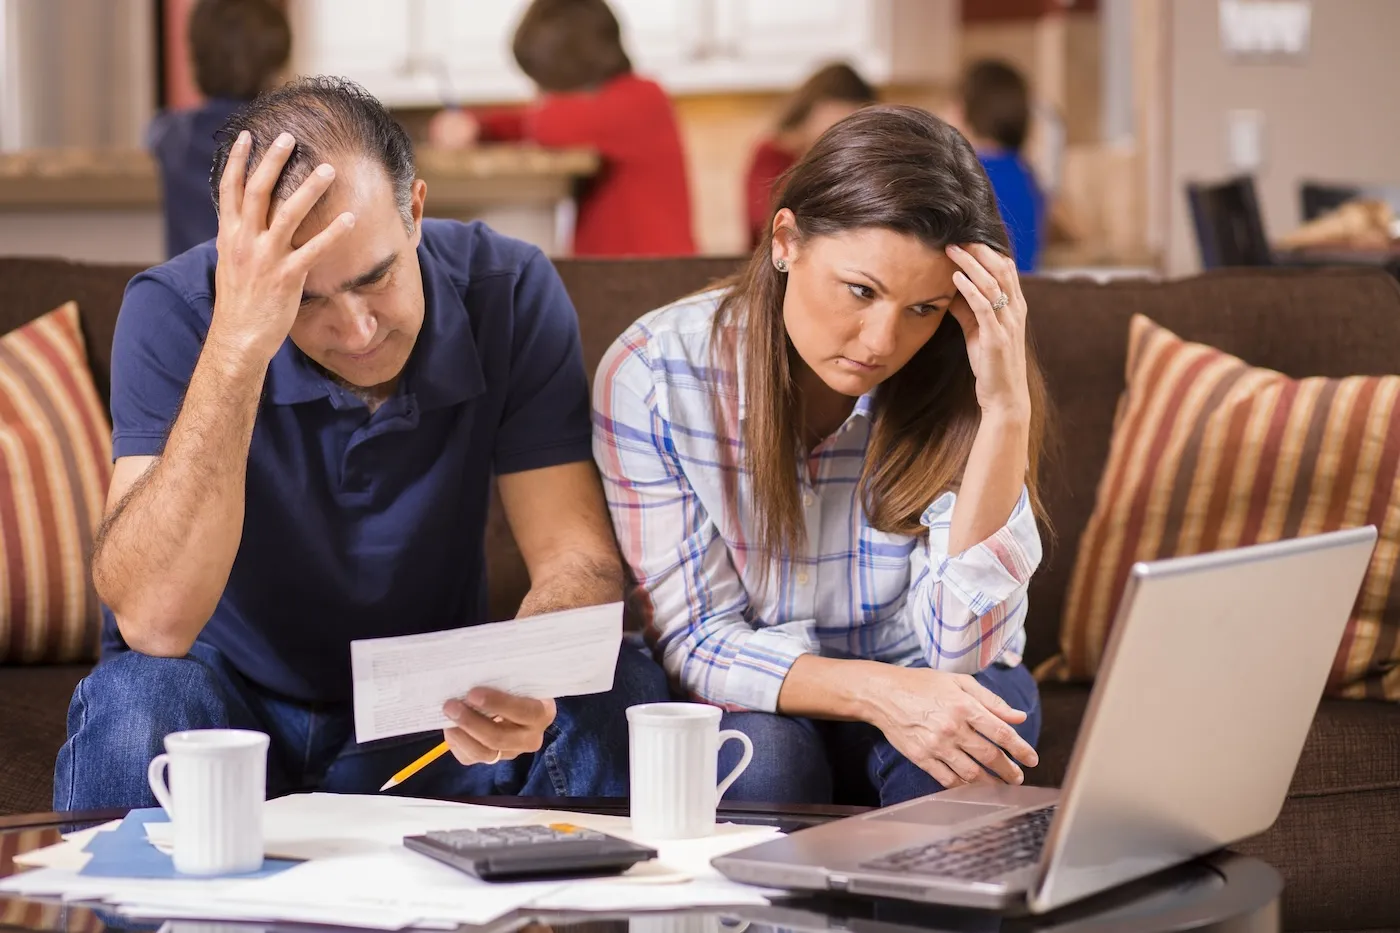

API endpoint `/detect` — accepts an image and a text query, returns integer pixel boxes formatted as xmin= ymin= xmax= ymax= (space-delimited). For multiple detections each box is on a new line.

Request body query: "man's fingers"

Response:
xmin=243 ymin=132 xmax=295 ymax=228
xmin=443 ymin=701 xmax=540 ymax=754
xmin=289 ymin=212 xmax=356 ymax=273
xmin=218 ymin=130 xmax=251 ymax=220
xmin=269 ymin=163 xmax=337 ymax=242
xmin=960 ymin=730 xmax=1024 ymax=784
xmin=466 ymin=688 xmax=557 ymax=728
xmin=443 ymin=726 xmax=514 ymax=765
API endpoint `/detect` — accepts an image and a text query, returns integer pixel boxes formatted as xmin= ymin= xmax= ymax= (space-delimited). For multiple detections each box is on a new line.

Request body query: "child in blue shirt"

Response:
xmin=956 ymin=61 xmax=1046 ymax=273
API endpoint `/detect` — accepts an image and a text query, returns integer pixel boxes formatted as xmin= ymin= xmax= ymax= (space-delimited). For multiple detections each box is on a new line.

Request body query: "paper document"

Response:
xmin=351 ymin=602 xmax=623 ymax=742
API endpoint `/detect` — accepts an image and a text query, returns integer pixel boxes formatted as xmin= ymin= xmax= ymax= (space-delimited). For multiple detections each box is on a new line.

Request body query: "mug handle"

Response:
xmin=715 ymin=729 xmax=754 ymax=800
xmin=147 ymin=753 xmax=176 ymax=818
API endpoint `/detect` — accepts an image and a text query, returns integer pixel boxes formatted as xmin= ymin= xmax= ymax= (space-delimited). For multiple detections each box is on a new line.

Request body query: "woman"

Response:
xmin=594 ymin=106 xmax=1050 ymax=806
xmin=428 ymin=0 xmax=694 ymax=257
xmin=744 ymin=63 xmax=876 ymax=250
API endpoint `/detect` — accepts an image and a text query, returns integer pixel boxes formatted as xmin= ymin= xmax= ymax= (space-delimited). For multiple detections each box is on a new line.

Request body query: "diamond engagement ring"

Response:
xmin=991 ymin=292 xmax=1010 ymax=312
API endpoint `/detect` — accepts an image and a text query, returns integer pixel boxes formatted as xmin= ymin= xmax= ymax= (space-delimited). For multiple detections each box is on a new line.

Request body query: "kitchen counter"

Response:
xmin=0 ymin=145 xmax=598 ymax=210
xmin=0 ymin=145 xmax=598 ymax=262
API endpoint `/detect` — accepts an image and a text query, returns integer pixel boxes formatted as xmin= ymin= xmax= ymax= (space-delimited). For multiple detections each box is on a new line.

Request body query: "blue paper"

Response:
xmin=79 ymin=807 xmax=299 ymax=879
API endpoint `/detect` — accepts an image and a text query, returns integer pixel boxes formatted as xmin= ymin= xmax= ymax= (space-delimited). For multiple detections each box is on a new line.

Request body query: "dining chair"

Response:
xmin=1186 ymin=175 xmax=1273 ymax=269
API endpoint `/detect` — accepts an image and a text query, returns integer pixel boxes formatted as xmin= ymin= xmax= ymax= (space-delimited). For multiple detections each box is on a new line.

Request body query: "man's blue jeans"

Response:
xmin=54 ymin=640 xmax=671 ymax=811
xmin=718 ymin=663 xmax=1041 ymax=806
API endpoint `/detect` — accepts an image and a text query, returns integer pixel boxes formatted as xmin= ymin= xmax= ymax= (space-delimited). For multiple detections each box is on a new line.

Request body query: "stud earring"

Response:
xmin=774 ymin=258 xmax=788 ymax=273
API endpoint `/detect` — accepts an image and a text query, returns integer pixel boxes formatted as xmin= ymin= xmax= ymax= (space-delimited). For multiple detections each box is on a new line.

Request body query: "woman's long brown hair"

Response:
xmin=712 ymin=105 xmax=1052 ymax=570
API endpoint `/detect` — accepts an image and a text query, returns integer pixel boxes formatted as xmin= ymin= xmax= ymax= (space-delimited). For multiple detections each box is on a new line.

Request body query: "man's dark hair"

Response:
xmin=210 ymin=76 xmax=417 ymax=228
xmin=188 ymin=0 xmax=291 ymax=100
xmin=961 ymin=59 xmax=1031 ymax=153
xmin=512 ymin=0 xmax=632 ymax=93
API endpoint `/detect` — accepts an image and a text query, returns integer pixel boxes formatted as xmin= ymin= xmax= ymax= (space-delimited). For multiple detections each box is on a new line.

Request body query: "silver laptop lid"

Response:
xmin=1028 ymin=527 xmax=1377 ymax=913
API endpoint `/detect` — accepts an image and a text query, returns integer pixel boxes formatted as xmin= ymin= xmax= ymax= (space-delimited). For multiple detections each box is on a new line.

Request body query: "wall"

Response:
xmin=1167 ymin=0 xmax=1400 ymax=274
xmin=1 ymin=0 xmax=154 ymax=149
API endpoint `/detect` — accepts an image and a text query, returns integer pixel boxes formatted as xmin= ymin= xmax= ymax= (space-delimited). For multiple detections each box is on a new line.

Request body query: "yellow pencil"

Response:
xmin=379 ymin=741 xmax=450 ymax=792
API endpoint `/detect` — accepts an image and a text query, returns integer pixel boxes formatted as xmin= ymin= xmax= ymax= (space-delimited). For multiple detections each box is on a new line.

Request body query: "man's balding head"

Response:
xmin=210 ymin=76 xmax=417 ymax=229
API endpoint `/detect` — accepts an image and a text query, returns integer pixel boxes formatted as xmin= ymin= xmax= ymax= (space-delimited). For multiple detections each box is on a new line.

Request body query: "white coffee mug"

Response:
xmin=147 ymin=729 xmax=269 ymax=875
xmin=627 ymin=702 xmax=754 ymax=840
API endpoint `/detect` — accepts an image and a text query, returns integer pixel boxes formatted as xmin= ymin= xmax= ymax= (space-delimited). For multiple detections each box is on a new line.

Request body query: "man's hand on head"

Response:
xmin=208 ymin=130 xmax=356 ymax=369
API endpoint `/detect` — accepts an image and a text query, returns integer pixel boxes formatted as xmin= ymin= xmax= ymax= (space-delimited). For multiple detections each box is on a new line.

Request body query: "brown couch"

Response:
xmin=1 ymin=256 xmax=1398 ymax=931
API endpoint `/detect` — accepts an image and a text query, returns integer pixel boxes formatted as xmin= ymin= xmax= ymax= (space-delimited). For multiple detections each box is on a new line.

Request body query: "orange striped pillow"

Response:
xmin=1043 ymin=314 xmax=1400 ymax=700
xmin=0 ymin=302 xmax=112 ymax=662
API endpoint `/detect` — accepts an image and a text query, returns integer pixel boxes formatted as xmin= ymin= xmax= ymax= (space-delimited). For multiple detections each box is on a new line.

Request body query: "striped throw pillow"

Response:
xmin=1043 ymin=314 xmax=1400 ymax=700
xmin=0 ymin=302 xmax=112 ymax=662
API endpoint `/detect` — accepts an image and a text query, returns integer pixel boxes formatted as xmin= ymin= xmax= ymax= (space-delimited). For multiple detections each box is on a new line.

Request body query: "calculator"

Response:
xmin=403 ymin=823 xmax=657 ymax=881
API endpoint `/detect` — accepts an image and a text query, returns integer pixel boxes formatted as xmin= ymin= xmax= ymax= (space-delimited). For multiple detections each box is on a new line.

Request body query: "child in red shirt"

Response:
xmin=744 ymin=63 xmax=876 ymax=249
xmin=431 ymin=0 xmax=694 ymax=258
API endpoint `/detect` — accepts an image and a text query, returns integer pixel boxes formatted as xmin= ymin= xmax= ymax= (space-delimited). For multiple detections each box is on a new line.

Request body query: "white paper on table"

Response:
xmin=14 ymin=820 xmax=122 ymax=870
xmin=213 ymin=846 xmax=566 ymax=926
xmin=63 ymin=820 xmax=122 ymax=844
xmin=0 ymin=868 xmax=245 ymax=903
xmin=129 ymin=898 xmax=419 ymax=930
xmin=351 ymin=602 xmax=623 ymax=742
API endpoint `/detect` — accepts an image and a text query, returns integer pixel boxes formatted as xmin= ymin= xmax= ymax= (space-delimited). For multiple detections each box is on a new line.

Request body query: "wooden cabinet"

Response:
xmin=290 ymin=0 xmax=957 ymax=106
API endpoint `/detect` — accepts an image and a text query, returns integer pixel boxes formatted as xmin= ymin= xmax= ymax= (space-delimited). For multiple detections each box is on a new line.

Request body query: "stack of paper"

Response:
xmin=3 ymin=794 xmax=784 ymax=930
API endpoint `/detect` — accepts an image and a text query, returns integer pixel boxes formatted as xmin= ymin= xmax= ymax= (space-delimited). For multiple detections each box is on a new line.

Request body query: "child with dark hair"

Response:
xmin=954 ymin=60 xmax=1045 ymax=273
xmin=148 ymin=0 xmax=291 ymax=258
xmin=429 ymin=0 xmax=694 ymax=257
xmin=744 ymin=63 xmax=876 ymax=249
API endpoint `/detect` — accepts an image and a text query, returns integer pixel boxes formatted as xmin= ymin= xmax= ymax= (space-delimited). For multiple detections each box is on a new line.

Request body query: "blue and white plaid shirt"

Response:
xmin=592 ymin=290 xmax=1041 ymax=713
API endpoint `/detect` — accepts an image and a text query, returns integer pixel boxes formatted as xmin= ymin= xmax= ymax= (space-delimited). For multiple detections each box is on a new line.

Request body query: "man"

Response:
xmin=55 ymin=77 xmax=668 ymax=811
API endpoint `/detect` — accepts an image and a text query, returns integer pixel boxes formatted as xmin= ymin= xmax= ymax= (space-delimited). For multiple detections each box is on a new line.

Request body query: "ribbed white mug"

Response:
xmin=627 ymin=703 xmax=753 ymax=840
xmin=147 ymin=729 xmax=268 ymax=875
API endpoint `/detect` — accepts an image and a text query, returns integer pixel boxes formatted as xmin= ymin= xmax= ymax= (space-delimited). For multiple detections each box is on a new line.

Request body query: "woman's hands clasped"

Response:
xmin=866 ymin=665 xmax=1038 ymax=787
xmin=946 ymin=243 xmax=1032 ymax=420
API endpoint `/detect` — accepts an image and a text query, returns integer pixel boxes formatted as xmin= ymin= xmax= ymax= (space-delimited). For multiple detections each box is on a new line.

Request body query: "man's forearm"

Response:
xmin=515 ymin=550 xmax=625 ymax=619
xmin=94 ymin=342 xmax=267 ymax=655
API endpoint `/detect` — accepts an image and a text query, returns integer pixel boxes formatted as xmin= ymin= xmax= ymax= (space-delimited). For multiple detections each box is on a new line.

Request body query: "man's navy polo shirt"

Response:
xmin=103 ymin=219 xmax=594 ymax=703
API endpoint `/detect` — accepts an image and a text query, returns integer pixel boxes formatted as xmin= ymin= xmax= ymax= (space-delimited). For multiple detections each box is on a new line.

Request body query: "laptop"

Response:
xmin=714 ymin=527 xmax=1377 ymax=914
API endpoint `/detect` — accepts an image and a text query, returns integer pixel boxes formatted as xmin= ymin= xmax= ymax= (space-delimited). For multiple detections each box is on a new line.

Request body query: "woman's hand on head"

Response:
xmin=946 ymin=243 xmax=1032 ymax=422
xmin=862 ymin=663 xmax=1038 ymax=788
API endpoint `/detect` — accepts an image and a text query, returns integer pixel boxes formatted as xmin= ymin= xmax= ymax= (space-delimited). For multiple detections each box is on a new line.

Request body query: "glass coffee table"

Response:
xmin=0 ymin=800 xmax=1282 ymax=933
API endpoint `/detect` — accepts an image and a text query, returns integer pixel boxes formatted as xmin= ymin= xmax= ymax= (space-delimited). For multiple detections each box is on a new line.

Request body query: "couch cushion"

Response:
xmin=1030 ymin=684 xmax=1400 ymax=931
xmin=0 ymin=257 xmax=145 ymax=407
xmin=1043 ymin=314 xmax=1400 ymax=699
xmin=0 ymin=303 xmax=112 ymax=663
xmin=485 ymin=257 xmax=743 ymax=621
xmin=0 ymin=664 xmax=88 ymax=815
xmin=1019 ymin=267 xmax=1400 ymax=671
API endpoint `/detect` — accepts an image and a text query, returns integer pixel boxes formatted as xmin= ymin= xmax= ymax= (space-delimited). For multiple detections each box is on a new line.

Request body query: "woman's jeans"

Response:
xmin=718 ymin=662 xmax=1041 ymax=806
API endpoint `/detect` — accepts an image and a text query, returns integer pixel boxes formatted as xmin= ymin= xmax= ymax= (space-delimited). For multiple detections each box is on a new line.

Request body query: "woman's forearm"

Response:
xmin=947 ymin=409 xmax=1030 ymax=554
xmin=776 ymin=654 xmax=885 ymax=721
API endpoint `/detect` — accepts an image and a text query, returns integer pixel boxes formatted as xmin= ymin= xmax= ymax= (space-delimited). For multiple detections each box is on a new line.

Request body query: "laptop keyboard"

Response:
xmin=861 ymin=806 xmax=1056 ymax=882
